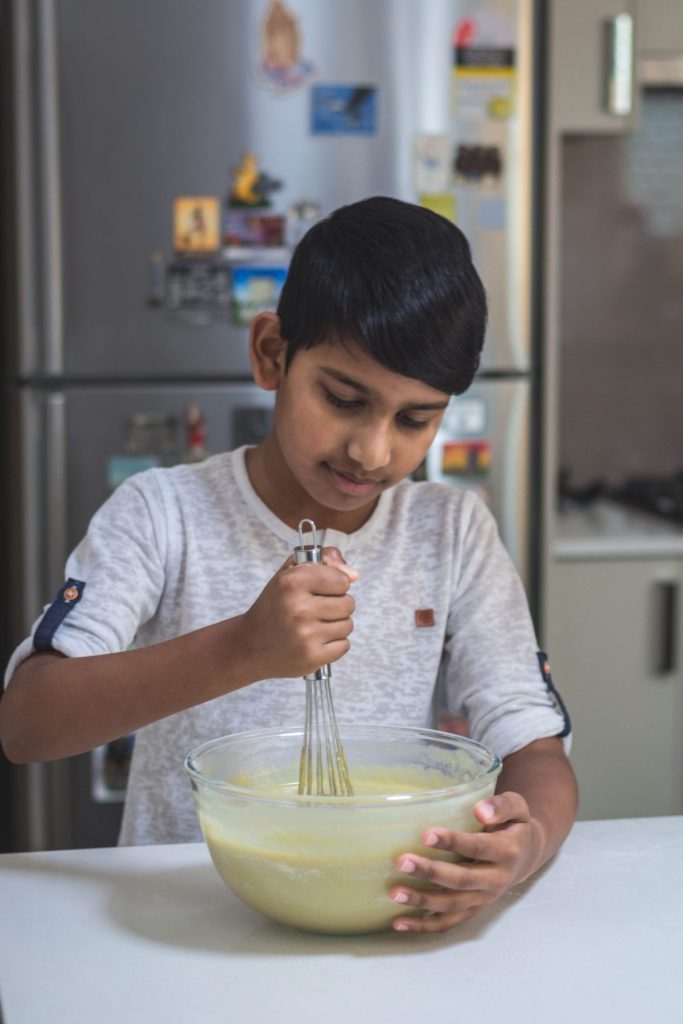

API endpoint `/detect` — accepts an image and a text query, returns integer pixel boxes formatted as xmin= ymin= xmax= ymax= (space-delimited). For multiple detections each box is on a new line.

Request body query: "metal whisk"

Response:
xmin=294 ymin=519 xmax=353 ymax=797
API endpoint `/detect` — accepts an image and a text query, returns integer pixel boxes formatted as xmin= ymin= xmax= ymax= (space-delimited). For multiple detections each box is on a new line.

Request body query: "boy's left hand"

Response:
xmin=389 ymin=792 xmax=542 ymax=934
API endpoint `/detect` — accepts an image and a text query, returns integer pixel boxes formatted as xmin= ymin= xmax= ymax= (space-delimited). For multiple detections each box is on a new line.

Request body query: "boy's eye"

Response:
xmin=399 ymin=414 xmax=431 ymax=431
xmin=324 ymin=387 xmax=434 ymax=430
xmin=323 ymin=388 xmax=363 ymax=410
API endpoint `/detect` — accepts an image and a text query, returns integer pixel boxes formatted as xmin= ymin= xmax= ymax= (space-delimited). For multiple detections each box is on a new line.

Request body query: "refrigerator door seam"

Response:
xmin=37 ymin=0 xmax=65 ymax=375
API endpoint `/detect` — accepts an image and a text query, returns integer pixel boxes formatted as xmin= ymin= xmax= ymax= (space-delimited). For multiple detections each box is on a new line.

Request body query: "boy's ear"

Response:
xmin=249 ymin=312 xmax=287 ymax=391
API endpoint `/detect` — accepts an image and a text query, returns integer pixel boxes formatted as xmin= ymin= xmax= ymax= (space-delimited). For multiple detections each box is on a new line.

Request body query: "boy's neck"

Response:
xmin=244 ymin=442 xmax=380 ymax=534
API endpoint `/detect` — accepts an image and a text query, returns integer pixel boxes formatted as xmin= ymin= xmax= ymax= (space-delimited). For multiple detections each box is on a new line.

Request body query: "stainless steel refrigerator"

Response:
xmin=3 ymin=0 xmax=540 ymax=850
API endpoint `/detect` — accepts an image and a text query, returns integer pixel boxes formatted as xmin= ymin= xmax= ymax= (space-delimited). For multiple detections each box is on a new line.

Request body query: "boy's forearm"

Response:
xmin=0 ymin=614 xmax=256 ymax=763
xmin=496 ymin=737 xmax=579 ymax=879
xmin=1 ymin=557 xmax=356 ymax=765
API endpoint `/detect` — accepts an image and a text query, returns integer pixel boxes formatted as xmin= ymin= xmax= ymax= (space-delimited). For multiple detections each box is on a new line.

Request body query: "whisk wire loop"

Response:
xmin=298 ymin=676 xmax=352 ymax=796
xmin=294 ymin=520 xmax=353 ymax=797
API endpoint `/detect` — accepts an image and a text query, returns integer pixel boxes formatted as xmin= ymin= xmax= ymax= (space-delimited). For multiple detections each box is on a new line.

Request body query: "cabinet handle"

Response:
xmin=655 ymin=582 xmax=678 ymax=675
xmin=603 ymin=13 xmax=634 ymax=116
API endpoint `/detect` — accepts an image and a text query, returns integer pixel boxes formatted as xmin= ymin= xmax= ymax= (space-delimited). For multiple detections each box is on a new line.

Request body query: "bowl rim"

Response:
xmin=184 ymin=724 xmax=502 ymax=807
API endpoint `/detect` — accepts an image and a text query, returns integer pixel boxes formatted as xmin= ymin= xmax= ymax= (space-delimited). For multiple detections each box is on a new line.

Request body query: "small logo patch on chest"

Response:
xmin=415 ymin=608 xmax=435 ymax=628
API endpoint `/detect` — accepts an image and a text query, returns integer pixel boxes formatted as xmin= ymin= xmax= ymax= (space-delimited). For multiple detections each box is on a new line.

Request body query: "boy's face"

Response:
xmin=250 ymin=323 xmax=450 ymax=530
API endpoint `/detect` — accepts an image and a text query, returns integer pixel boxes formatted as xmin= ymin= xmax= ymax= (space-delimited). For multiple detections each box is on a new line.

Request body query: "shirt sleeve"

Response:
xmin=441 ymin=491 xmax=571 ymax=760
xmin=4 ymin=472 xmax=167 ymax=686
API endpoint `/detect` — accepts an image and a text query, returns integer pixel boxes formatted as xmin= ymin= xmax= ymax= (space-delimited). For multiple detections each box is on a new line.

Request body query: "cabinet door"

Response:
xmin=550 ymin=0 xmax=637 ymax=134
xmin=637 ymin=0 xmax=683 ymax=55
xmin=547 ymin=558 xmax=683 ymax=819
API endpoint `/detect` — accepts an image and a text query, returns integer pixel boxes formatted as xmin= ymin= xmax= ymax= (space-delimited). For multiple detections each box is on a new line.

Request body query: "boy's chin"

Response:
xmin=306 ymin=479 xmax=383 ymax=518
xmin=310 ymin=491 xmax=378 ymax=515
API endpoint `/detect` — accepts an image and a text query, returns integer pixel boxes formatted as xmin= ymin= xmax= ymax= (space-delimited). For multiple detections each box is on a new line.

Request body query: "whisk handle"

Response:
xmin=293 ymin=542 xmax=324 ymax=567
xmin=293 ymin=521 xmax=332 ymax=683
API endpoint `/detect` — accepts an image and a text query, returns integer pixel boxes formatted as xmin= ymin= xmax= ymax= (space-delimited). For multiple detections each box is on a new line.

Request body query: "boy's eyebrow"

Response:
xmin=320 ymin=367 xmax=450 ymax=410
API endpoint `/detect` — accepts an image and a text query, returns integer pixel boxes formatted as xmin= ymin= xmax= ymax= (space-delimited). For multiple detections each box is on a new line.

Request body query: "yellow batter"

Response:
xmin=196 ymin=765 xmax=496 ymax=935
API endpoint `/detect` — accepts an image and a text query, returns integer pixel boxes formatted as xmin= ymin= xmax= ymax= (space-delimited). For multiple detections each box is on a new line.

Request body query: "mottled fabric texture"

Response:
xmin=6 ymin=447 xmax=568 ymax=845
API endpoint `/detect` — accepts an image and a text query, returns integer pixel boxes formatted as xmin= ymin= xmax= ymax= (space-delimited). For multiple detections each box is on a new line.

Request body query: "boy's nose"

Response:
xmin=346 ymin=423 xmax=392 ymax=472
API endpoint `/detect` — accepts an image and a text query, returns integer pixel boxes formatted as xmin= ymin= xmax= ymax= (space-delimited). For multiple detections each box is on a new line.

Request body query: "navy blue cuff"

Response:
xmin=33 ymin=579 xmax=86 ymax=653
xmin=537 ymin=650 xmax=571 ymax=738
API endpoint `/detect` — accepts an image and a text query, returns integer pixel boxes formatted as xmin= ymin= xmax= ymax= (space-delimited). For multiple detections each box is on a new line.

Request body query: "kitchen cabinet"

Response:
xmin=546 ymin=555 xmax=683 ymax=819
xmin=549 ymin=0 xmax=638 ymax=134
xmin=638 ymin=0 xmax=683 ymax=54
xmin=540 ymin=1 xmax=683 ymax=822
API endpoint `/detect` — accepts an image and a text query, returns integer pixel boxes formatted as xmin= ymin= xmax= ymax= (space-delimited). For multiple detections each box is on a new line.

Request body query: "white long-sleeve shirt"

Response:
xmin=6 ymin=446 xmax=569 ymax=845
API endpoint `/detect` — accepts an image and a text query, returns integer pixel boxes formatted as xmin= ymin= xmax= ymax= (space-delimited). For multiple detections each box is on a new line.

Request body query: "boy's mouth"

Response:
xmin=325 ymin=463 xmax=382 ymax=496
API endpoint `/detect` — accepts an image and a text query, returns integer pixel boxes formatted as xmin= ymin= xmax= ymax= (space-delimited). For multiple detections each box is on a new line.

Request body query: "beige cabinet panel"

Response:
xmin=549 ymin=0 xmax=637 ymax=133
xmin=637 ymin=0 xmax=683 ymax=54
xmin=547 ymin=557 xmax=683 ymax=819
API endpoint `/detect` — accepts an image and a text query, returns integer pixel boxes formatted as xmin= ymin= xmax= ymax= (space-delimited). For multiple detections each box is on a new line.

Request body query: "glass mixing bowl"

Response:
xmin=185 ymin=724 xmax=501 ymax=935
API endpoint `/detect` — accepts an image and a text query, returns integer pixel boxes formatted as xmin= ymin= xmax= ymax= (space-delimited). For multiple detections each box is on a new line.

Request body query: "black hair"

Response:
xmin=276 ymin=196 xmax=487 ymax=395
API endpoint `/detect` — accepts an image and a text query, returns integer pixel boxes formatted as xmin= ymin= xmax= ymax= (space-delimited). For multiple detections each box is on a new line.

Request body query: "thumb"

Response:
xmin=474 ymin=800 xmax=497 ymax=826
xmin=322 ymin=546 xmax=359 ymax=583
xmin=474 ymin=792 xmax=529 ymax=827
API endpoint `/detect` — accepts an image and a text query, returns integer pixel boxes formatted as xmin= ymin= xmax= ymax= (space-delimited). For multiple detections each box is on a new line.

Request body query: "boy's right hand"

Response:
xmin=240 ymin=548 xmax=358 ymax=681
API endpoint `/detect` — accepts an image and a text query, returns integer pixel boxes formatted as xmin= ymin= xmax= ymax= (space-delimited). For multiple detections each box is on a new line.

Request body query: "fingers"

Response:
xmin=394 ymin=849 xmax=493 ymax=892
xmin=389 ymin=795 xmax=535 ymax=934
xmin=393 ymin=906 xmax=480 ymax=934
xmin=390 ymin=852 xmax=489 ymax=932
xmin=313 ymin=613 xmax=354 ymax=643
xmin=318 ymin=638 xmax=352 ymax=665
xmin=285 ymin=561 xmax=355 ymax=597
xmin=282 ymin=559 xmax=356 ymax=633
xmin=316 ymin=595 xmax=355 ymax=624
xmin=244 ymin=546 xmax=358 ymax=680
xmin=388 ymin=853 xmax=498 ymax=935
xmin=278 ymin=570 xmax=355 ymax=620
xmin=251 ymin=546 xmax=358 ymax=676
xmin=272 ymin=563 xmax=355 ymax=671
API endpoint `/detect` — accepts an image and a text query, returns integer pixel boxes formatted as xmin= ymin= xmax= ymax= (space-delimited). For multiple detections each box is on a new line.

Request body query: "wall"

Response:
xmin=558 ymin=90 xmax=683 ymax=488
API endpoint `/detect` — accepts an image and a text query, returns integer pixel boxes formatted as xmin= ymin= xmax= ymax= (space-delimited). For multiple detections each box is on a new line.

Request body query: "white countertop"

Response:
xmin=2 ymin=817 xmax=683 ymax=1024
xmin=554 ymin=501 xmax=683 ymax=559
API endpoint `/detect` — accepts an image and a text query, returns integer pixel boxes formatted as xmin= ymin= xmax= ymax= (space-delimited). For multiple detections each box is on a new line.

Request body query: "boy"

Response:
xmin=1 ymin=196 xmax=577 ymax=934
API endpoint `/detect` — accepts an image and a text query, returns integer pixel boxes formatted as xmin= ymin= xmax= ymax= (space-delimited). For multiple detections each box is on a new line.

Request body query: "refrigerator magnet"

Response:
xmin=453 ymin=144 xmax=504 ymax=186
xmin=418 ymin=194 xmax=456 ymax=223
xmin=165 ymin=262 xmax=232 ymax=320
xmin=441 ymin=440 xmax=491 ymax=477
xmin=442 ymin=394 xmax=488 ymax=436
xmin=173 ymin=197 xmax=221 ymax=255
xmin=227 ymin=154 xmax=283 ymax=209
xmin=231 ymin=266 xmax=287 ymax=325
xmin=223 ymin=210 xmax=287 ymax=249
xmin=414 ymin=135 xmax=450 ymax=193
xmin=311 ymin=84 xmax=378 ymax=136
xmin=477 ymin=197 xmax=506 ymax=232
xmin=90 ymin=737 xmax=135 ymax=804
xmin=255 ymin=1 xmax=317 ymax=95
xmin=451 ymin=12 xmax=516 ymax=121
xmin=107 ymin=455 xmax=161 ymax=491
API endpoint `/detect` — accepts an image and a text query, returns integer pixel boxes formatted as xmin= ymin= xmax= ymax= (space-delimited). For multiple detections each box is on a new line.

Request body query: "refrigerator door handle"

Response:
xmin=37 ymin=0 xmax=65 ymax=374
xmin=12 ymin=0 xmax=40 ymax=374
xmin=603 ymin=13 xmax=635 ymax=117
xmin=45 ymin=393 xmax=68 ymax=596
xmin=501 ymin=382 xmax=530 ymax=589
